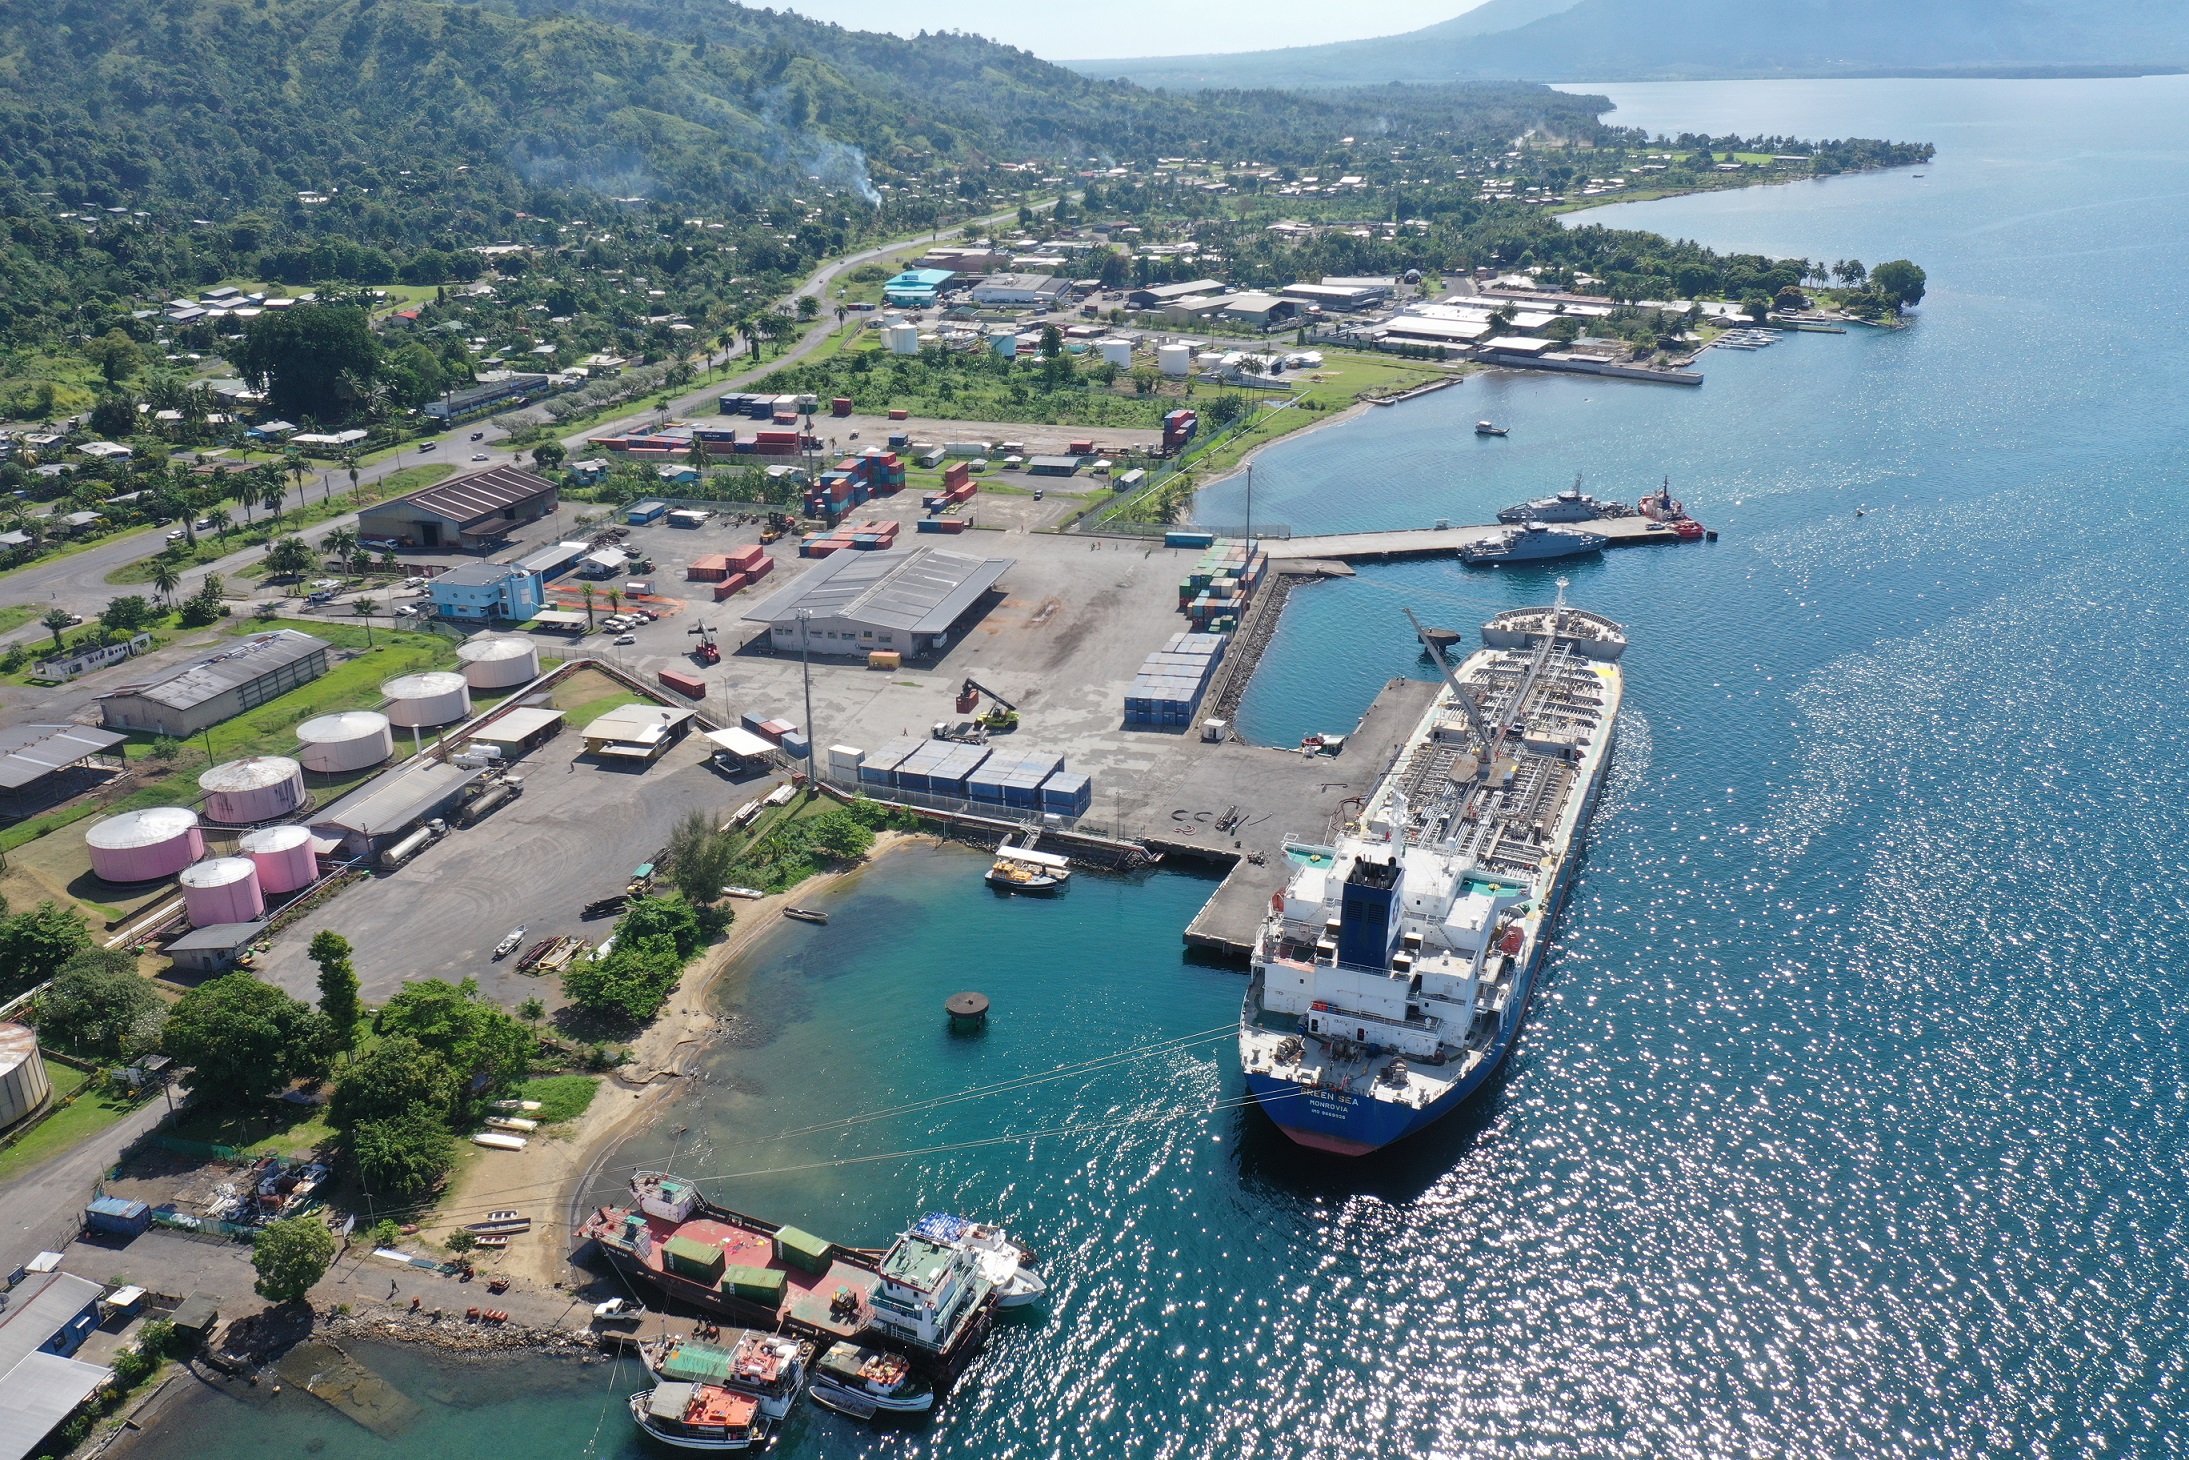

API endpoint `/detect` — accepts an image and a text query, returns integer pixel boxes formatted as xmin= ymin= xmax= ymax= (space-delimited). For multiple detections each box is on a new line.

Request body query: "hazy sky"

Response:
xmin=770 ymin=0 xmax=1476 ymax=61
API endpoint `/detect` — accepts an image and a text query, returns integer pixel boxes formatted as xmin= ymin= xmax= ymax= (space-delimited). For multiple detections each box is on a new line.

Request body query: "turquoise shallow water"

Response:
xmin=121 ymin=76 xmax=2189 ymax=1457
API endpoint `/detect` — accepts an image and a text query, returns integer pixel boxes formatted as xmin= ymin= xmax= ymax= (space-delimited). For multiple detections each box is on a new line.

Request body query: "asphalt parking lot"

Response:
xmin=253 ymin=729 xmax=782 ymax=1007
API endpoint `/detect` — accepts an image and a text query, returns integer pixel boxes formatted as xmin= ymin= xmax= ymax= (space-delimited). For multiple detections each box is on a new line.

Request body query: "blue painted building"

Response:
xmin=882 ymin=268 xmax=955 ymax=307
xmin=428 ymin=562 xmax=544 ymax=623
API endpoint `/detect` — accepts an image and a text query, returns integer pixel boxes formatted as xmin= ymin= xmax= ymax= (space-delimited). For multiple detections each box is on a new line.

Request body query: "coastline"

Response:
xmin=427 ymin=829 xmax=937 ymax=1287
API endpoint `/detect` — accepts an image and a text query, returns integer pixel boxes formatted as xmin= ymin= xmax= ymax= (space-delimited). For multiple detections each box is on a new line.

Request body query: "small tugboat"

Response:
xmin=1459 ymin=521 xmax=1607 ymax=566
xmin=808 ymin=1345 xmax=935 ymax=1415
xmin=629 ymin=1382 xmax=769 ymax=1451
xmin=1474 ymin=420 xmax=1509 ymax=436
xmin=782 ymin=906 xmax=828 ymax=925
xmin=984 ymin=846 xmax=1071 ymax=894
xmin=908 ymin=1213 xmax=1047 ymax=1309
xmin=644 ymin=1330 xmax=812 ymax=1421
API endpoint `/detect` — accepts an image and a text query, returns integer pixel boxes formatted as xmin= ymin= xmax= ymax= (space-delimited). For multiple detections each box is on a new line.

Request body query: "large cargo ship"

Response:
xmin=577 ymin=1172 xmax=997 ymax=1379
xmin=1239 ymin=586 xmax=1626 ymax=1155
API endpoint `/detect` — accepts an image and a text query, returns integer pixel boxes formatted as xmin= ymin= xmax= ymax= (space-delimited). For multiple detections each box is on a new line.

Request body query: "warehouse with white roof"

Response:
xmin=741 ymin=548 xmax=1013 ymax=658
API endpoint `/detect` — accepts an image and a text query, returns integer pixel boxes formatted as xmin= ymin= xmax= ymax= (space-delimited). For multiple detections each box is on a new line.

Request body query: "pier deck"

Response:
xmin=1264 ymin=516 xmax=1701 ymax=564
xmin=1175 ymin=677 xmax=1440 ymax=960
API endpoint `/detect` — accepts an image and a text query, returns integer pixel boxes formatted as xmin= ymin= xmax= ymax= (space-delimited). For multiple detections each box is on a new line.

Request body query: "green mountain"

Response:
xmin=0 ymin=0 xmax=1604 ymax=214
xmin=1072 ymin=0 xmax=2189 ymax=88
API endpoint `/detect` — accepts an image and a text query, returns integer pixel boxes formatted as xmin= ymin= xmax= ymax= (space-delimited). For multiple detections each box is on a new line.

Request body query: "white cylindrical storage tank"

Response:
xmin=382 ymin=671 xmax=472 ymax=728
xmin=0 ymin=1026 xmax=51 ymax=1131
xmin=1157 ymin=342 xmax=1192 ymax=377
xmin=198 ymin=755 xmax=307 ymax=824
xmin=239 ymin=825 xmax=318 ymax=895
xmin=296 ymin=710 xmax=394 ymax=773
xmin=86 ymin=807 xmax=203 ymax=883
xmin=180 ymin=856 xmax=265 ymax=928
xmin=457 ymin=636 xmax=540 ymax=690
xmin=1098 ymin=338 xmax=1134 ymax=369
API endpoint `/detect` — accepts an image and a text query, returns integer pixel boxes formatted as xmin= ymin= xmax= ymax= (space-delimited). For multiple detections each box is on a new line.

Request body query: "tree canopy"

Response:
xmin=36 ymin=948 xmax=163 ymax=1059
xmin=0 ymin=900 xmax=92 ymax=998
xmin=348 ymin=1110 xmax=456 ymax=1198
xmin=374 ymin=978 xmax=531 ymax=1099
xmin=161 ymin=974 xmax=332 ymax=1104
xmin=227 ymin=305 xmax=378 ymax=423
xmin=251 ymin=1216 xmax=336 ymax=1303
xmin=329 ymin=1035 xmax=457 ymax=1130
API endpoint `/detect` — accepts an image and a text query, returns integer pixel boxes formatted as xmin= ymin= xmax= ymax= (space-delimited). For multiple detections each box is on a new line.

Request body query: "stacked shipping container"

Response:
xmin=1125 ymin=631 xmax=1230 ymax=728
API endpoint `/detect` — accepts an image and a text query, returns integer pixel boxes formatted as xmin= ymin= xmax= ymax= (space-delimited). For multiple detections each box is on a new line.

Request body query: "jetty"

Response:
xmin=1263 ymin=516 xmax=1709 ymax=564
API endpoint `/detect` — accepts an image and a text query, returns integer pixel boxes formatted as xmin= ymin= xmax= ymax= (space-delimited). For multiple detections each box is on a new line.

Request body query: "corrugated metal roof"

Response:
xmin=0 ymin=1351 xmax=111 ymax=1460
xmin=166 ymin=921 xmax=266 ymax=952
xmin=0 ymin=1274 xmax=99 ymax=1379
xmin=98 ymin=631 xmax=327 ymax=713
xmin=0 ymin=724 xmax=125 ymax=791
xmin=311 ymin=761 xmax=481 ymax=839
xmin=473 ymin=707 xmax=564 ymax=743
xmin=742 ymin=548 xmax=1012 ymax=635
xmin=394 ymin=465 xmax=556 ymax=527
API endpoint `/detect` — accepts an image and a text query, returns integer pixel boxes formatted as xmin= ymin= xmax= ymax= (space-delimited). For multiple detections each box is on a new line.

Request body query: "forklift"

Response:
xmin=687 ymin=621 xmax=721 ymax=665
xmin=954 ymin=678 xmax=1019 ymax=732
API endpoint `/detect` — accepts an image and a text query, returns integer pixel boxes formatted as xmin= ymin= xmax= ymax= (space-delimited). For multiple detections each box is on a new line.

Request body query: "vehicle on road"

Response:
xmin=418 ymin=441 xmax=435 ymax=451
xmin=614 ymin=634 xmax=636 ymax=645
xmin=470 ymin=432 xmax=485 ymax=441
xmin=472 ymin=453 xmax=488 ymax=461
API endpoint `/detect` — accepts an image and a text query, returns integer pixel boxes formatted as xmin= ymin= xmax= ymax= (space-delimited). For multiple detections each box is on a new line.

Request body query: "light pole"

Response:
xmin=796 ymin=608 xmax=816 ymax=786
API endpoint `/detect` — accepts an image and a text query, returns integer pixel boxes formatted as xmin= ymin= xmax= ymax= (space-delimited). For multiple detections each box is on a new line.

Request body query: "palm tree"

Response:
xmin=324 ymin=526 xmax=359 ymax=578
xmin=40 ymin=609 xmax=72 ymax=652
xmin=205 ymin=507 xmax=231 ymax=541
xmin=604 ymin=588 xmax=621 ymax=618
xmin=579 ymin=582 xmax=596 ymax=629
xmin=230 ymin=475 xmax=256 ymax=524
xmin=344 ymin=455 xmax=360 ymax=499
xmin=260 ymin=479 xmax=286 ymax=527
xmin=150 ymin=560 xmax=181 ymax=606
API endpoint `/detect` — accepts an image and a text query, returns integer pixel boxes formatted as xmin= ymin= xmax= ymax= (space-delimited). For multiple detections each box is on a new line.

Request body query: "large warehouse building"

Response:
xmin=742 ymin=547 xmax=1013 ymax=658
xmin=356 ymin=465 xmax=558 ymax=551
xmin=97 ymin=630 xmax=330 ymax=737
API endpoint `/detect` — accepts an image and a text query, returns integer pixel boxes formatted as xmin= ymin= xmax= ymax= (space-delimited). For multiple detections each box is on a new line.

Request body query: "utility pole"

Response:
xmin=796 ymin=608 xmax=816 ymax=786
xmin=1243 ymin=462 xmax=1253 ymax=549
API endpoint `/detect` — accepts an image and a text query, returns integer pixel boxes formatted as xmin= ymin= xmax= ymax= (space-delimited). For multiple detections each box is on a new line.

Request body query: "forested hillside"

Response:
xmin=0 ymin=0 xmax=1605 ymax=213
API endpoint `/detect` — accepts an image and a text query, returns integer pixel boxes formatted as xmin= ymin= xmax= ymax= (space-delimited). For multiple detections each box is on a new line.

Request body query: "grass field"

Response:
xmin=516 ymin=1075 xmax=600 ymax=1125
xmin=0 ymin=1069 xmax=149 ymax=1184
xmin=162 ymin=1098 xmax=335 ymax=1159
xmin=105 ymin=463 xmax=456 ymax=586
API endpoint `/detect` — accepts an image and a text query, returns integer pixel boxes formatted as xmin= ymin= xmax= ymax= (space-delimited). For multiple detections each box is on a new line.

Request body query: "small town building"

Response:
xmin=580 ymin=703 xmax=696 ymax=764
xmin=1126 ymin=279 xmax=1226 ymax=309
xmin=309 ymin=761 xmax=484 ymax=858
xmin=1280 ymin=282 xmax=1386 ymax=311
xmin=969 ymin=273 xmax=1069 ymax=307
xmin=882 ymin=268 xmax=955 ymax=307
xmin=427 ymin=561 xmax=544 ymax=622
xmin=97 ymin=630 xmax=331 ymax=737
xmin=424 ymin=372 xmax=551 ymax=421
xmin=164 ymin=921 xmax=267 ymax=975
xmin=356 ymin=466 xmax=558 ymax=552
xmin=466 ymin=706 xmax=564 ymax=758
xmin=1220 ymin=292 xmax=1299 ymax=327
xmin=0 ymin=1270 xmax=111 ymax=1460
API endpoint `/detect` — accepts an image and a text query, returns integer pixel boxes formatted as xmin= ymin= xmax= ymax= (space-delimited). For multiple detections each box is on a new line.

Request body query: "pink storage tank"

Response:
xmin=86 ymin=808 xmax=203 ymax=883
xmin=198 ymin=756 xmax=307 ymax=824
xmin=238 ymin=825 xmax=317 ymax=895
xmin=179 ymin=857 xmax=265 ymax=928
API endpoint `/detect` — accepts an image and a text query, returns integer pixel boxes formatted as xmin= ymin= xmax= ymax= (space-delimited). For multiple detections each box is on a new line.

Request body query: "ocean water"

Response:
xmin=119 ymin=77 xmax=2189 ymax=1458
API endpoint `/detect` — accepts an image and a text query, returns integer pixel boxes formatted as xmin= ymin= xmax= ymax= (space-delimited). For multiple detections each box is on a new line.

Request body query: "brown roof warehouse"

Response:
xmin=357 ymin=466 xmax=559 ymax=551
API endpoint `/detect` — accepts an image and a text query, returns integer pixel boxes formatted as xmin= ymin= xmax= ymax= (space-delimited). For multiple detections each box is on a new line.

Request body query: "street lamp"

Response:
xmin=796 ymin=608 xmax=817 ymax=785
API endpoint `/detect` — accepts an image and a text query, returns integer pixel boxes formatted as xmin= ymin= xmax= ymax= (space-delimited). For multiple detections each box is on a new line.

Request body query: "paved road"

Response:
xmin=0 ymin=1094 xmax=172 ymax=1278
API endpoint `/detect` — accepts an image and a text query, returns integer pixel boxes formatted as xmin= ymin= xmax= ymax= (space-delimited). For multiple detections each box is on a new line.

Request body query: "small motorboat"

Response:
xmin=467 ymin=1211 xmax=531 ymax=1235
xmin=471 ymin=1132 xmax=527 ymax=1151
xmin=1474 ymin=420 xmax=1509 ymax=436
xmin=492 ymin=927 xmax=526 ymax=959
xmin=719 ymin=885 xmax=767 ymax=900
xmin=985 ymin=846 xmax=1071 ymax=893
xmin=783 ymin=907 xmax=828 ymax=925
xmin=470 ymin=1233 xmax=511 ymax=1249
xmin=485 ymin=1115 xmax=538 ymax=1133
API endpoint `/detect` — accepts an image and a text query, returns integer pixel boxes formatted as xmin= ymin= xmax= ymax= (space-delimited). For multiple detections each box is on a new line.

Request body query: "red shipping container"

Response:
xmin=831 ymin=397 xmax=853 ymax=417
xmin=687 ymin=554 xmax=731 ymax=582
xmin=726 ymin=544 xmax=765 ymax=569
xmin=887 ymin=408 xmax=909 ymax=421
xmin=657 ymin=669 xmax=707 ymax=699
xmin=711 ymin=572 xmax=749 ymax=601
xmin=1068 ymin=440 xmax=1095 ymax=456
xmin=746 ymin=555 xmax=774 ymax=580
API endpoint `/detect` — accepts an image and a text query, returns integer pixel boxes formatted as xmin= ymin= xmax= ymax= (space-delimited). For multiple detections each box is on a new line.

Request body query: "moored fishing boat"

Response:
xmin=628 ymin=1382 xmax=768 ymax=1451
xmin=984 ymin=846 xmax=1071 ymax=893
xmin=908 ymin=1213 xmax=1047 ymax=1309
xmin=783 ymin=906 xmax=828 ymax=924
xmin=644 ymin=1330 xmax=812 ymax=1420
xmin=808 ymin=1345 xmax=935 ymax=1414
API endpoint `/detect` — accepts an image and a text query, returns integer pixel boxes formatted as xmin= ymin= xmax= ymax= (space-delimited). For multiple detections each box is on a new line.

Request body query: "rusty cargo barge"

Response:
xmin=577 ymin=1171 xmax=997 ymax=1382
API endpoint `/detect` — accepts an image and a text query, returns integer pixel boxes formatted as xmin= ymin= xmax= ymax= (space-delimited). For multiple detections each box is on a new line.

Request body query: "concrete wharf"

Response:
xmin=1264 ymin=515 xmax=1706 ymax=564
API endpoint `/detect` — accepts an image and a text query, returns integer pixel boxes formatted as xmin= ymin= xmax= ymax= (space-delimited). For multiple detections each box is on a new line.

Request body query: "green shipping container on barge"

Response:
xmin=664 ymin=1234 xmax=727 ymax=1283
xmin=723 ymin=1265 xmax=787 ymax=1304
xmin=773 ymin=1226 xmax=833 ymax=1275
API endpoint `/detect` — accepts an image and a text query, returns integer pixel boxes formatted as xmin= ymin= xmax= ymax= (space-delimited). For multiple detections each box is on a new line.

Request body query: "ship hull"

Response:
xmin=1242 ymin=714 xmax=1613 ymax=1157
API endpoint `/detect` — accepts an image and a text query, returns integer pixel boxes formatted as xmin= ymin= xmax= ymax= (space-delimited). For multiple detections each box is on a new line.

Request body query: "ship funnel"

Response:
xmin=1337 ymin=854 xmax=1405 ymax=971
